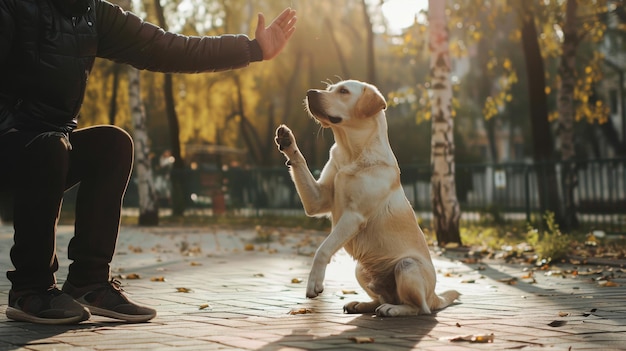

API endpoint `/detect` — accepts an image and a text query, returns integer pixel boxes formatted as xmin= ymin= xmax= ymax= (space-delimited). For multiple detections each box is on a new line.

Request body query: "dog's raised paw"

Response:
xmin=275 ymin=125 xmax=294 ymax=151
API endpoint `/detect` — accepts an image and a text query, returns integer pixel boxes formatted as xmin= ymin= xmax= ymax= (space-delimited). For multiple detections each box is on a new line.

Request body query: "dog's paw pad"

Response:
xmin=275 ymin=125 xmax=294 ymax=151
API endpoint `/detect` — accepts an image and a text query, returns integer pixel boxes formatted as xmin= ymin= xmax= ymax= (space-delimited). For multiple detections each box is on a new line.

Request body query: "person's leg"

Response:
xmin=64 ymin=125 xmax=133 ymax=285
xmin=5 ymin=131 xmax=69 ymax=291
xmin=1 ymin=130 xmax=90 ymax=324
xmin=61 ymin=125 xmax=156 ymax=323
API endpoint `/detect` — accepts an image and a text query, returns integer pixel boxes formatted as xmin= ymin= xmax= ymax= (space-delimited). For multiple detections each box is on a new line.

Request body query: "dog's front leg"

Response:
xmin=275 ymin=125 xmax=332 ymax=215
xmin=307 ymin=211 xmax=365 ymax=298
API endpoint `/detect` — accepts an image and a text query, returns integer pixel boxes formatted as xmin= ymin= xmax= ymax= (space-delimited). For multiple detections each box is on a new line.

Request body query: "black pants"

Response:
xmin=0 ymin=125 xmax=133 ymax=292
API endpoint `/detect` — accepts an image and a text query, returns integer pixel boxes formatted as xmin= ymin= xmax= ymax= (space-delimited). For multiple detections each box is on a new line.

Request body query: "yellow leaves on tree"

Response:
xmin=482 ymin=59 xmax=518 ymax=120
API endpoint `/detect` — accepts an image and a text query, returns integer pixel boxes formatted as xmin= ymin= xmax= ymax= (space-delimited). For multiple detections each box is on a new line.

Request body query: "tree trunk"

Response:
xmin=324 ymin=19 xmax=351 ymax=79
xmin=520 ymin=1 xmax=563 ymax=224
xmin=128 ymin=68 xmax=159 ymax=225
xmin=557 ymin=0 xmax=579 ymax=230
xmin=154 ymin=0 xmax=186 ymax=216
xmin=428 ymin=0 xmax=462 ymax=246
xmin=108 ymin=64 xmax=121 ymax=125
xmin=361 ymin=0 xmax=376 ymax=84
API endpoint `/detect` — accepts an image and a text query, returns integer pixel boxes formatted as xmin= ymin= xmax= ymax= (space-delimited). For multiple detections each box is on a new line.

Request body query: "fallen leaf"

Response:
xmin=498 ymin=277 xmax=517 ymax=285
xmin=190 ymin=262 xmax=202 ymax=266
xmin=199 ymin=304 xmax=211 ymax=310
xmin=558 ymin=311 xmax=570 ymax=317
xmin=548 ymin=320 xmax=567 ymax=327
xmin=599 ymin=281 xmax=620 ymax=287
xmin=445 ymin=242 xmax=460 ymax=249
xmin=150 ymin=276 xmax=166 ymax=282
xmin=288 ymin=308 xmax=313 ymax=315
xmin=128 ymin=245 xmax=143 ymax=253
xmin=253 ymin=273 xmax=265 ymax=278
xmin=244 ymin=244 xmax=255 ymax=251
xmin=449 ymin=333 xmax=494 ymax=343
xmin=291 ymin=278 xmax=303 ymax=283
xmin=349 ymin=336 xmax=375 ymax=344
xmin=176 ymin=287 xmax=192 ymax=293
xmin=341 ymin=289 xmax=358 ymax=295
xmin=461 ymin=279 xmax=475 ymax=284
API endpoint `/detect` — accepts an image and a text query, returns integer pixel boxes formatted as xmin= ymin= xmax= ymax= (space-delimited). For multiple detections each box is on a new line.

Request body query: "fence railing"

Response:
xmin=82 ymin=158 xmax=626 ymax=233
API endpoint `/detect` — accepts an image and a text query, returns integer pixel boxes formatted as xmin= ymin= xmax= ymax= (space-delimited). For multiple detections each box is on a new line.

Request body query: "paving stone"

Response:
xmin=0 ymin=224 xmax=624 ymax=350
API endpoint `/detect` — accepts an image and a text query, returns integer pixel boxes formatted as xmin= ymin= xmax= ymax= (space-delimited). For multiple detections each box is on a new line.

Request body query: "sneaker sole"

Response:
xmin=6 ymin=307 xmax=90 ymax=325
xmin=81 ymin=305 xmax=156 ymax=323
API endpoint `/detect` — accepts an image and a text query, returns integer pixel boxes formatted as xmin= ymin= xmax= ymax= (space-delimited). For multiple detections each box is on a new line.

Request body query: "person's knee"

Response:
xmin=105 ymin=126 xmax=133 ymax=156
xmin=24 ymin=133 xmax=71 ymax=169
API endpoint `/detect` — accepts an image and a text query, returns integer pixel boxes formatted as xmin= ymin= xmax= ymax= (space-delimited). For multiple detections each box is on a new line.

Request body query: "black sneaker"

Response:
xmin=62 ymin=279 xmax=156 ymax=323
xmin=6 ymin=287 xmax=91 ymax=325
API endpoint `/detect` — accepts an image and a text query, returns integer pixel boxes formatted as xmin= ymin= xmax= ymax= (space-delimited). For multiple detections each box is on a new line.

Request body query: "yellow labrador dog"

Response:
xmin=275 ymin=80 xmax=460 ymax=317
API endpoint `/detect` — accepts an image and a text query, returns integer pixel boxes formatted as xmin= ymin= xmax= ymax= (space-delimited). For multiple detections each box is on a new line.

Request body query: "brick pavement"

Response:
xmin=0 ymin=224 xmax=624 ymax=351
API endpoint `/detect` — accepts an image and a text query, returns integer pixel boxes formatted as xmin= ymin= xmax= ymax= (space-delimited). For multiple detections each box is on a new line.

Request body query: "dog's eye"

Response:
xmin=338 ymin=87 xmax=349 ymax=94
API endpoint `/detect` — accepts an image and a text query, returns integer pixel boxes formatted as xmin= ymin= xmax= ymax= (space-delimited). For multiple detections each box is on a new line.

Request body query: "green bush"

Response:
xmin=526 ymin=211 xmax=571 ymax=263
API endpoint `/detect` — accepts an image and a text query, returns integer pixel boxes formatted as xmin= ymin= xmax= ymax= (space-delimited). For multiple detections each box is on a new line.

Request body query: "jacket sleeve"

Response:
xmin=0 ymin=0 xmax=15 ymax=67
xmin=94 ymin=0 xmax=263 ymax=73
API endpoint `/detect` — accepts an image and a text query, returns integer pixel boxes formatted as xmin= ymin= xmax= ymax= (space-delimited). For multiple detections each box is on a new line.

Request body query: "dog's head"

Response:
xmin=304 ymin=80 xmax=387 ymax=128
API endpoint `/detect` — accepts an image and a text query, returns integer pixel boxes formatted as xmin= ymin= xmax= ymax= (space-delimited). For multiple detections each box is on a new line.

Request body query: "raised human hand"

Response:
xmin=255 ymin=8 xmax=297 ymax=60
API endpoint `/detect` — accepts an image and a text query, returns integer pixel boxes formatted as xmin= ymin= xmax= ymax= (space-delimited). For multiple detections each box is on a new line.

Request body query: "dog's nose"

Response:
xmin=306 ymin=90 xmax=320 ymax=98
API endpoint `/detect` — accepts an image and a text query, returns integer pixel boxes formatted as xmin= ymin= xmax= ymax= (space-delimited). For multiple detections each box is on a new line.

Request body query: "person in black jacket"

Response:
xmin=0 ymin=0 xmax=296 ymax=325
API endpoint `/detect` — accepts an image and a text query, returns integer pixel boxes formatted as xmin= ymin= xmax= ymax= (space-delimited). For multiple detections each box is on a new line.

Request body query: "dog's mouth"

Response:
xmin=305 ymin=91 xmax=342 ymax=125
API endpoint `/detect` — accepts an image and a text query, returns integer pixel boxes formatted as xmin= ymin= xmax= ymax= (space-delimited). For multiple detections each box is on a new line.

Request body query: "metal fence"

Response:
xmin=119 ymin=158 xmax=625 ymax=233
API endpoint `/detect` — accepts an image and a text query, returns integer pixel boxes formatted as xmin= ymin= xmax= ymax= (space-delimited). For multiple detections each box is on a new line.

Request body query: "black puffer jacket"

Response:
xmin=0 ymin=0 xmax=263 ymax=133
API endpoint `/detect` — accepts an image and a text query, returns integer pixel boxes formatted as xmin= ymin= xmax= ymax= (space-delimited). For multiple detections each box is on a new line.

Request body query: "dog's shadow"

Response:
xmin=257 ymin=312 xmax=439 ymax=351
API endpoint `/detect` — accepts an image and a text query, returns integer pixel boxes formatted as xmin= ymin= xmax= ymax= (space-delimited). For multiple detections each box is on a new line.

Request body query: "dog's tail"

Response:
xmin=432 ymin=290 xmax=461 ymax=311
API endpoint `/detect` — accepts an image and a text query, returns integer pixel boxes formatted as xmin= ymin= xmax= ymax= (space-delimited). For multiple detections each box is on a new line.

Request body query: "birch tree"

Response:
xmin=120 ymin=0 xmax=158 ymax=225
xmin=557 ymin=0 xmax=579 ymax=230
xmin=128 ymin=67 xmax=159 ymax=225
xmin=428 ymin=0 xmax=462 ymax=246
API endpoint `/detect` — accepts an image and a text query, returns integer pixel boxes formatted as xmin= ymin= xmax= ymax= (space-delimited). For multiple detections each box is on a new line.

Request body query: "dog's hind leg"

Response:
xmin=344 ymin=263 xmax=381 ymax=314
xmin=375 ymin=257 xmax=434 ymax=317
xmin=376 ymin=258 xmax=460 ymax=317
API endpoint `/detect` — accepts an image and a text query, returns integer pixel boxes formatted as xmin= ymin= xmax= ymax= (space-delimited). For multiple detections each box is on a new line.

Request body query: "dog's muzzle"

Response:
xmin=306 ymin=90 xmax=342 ymax=124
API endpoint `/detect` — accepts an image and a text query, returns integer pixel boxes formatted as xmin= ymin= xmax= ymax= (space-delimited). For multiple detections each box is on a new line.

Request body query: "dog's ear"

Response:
xmin=356 ymin=85 xmax=387 ymax=117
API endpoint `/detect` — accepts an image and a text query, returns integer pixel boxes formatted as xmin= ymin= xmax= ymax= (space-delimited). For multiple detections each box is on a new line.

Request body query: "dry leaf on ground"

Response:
xmin=349 ymin=337 xmax=375 ymax=344
xmin=288 ymin=308 xmax=313 ymax=315
xmin=498 ymin=277 xmax=518 ymax=285
xmin=548 ymin=320 xmax=567 ymax=327
xmin=449 ymin=333 xmax=495 ymax=343
xmin=598 ymin=280 xmax=620 ymax=287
